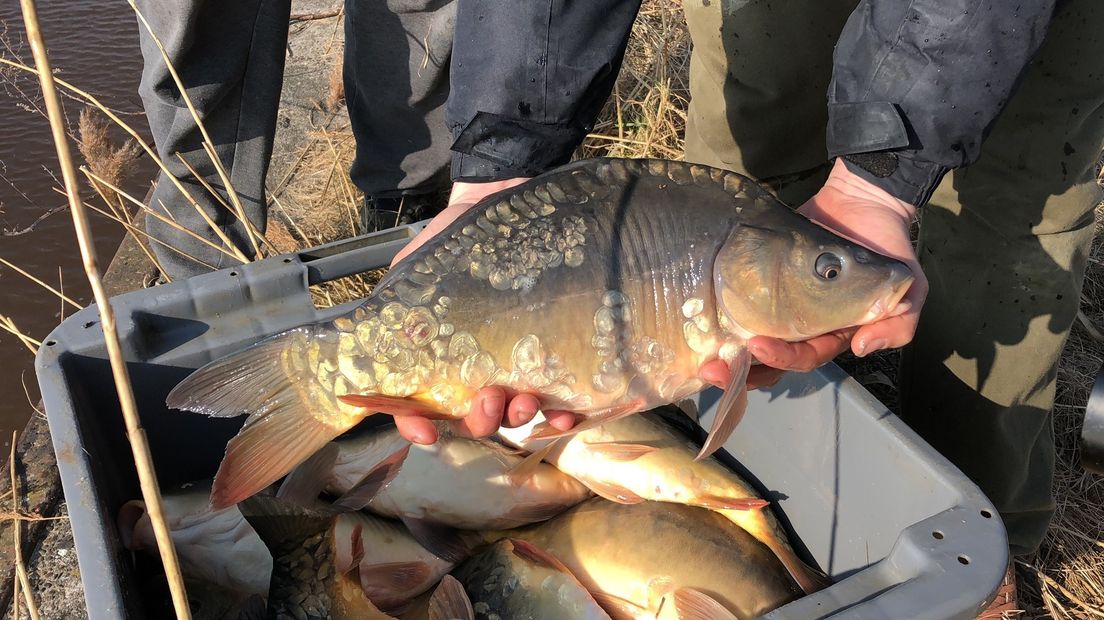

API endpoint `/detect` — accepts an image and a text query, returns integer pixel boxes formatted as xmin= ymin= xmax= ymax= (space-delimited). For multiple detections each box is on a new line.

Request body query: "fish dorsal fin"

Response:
xmin=359 ymin=561 xmax=434 ymax=594
xmin=277 ymin=443 xmax=340 ymax=505
xmin=238 ymin=494 xmax=333 ymax=556
xmin=333 ymin=445 xmax=411 ymax=511
xmin=428 ymin=575 xmax=474 ymax=620
xmin=399 ymin=515 xmax=472 ymax=564
xmin=696 ymin=348 xmax=751 ymax=461
xmin=671 ymin=587 xmax=739 ymax=620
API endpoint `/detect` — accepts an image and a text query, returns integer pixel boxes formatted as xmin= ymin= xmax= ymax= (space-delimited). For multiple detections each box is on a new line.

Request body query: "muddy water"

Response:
xmin=0 ymin=1 xmax=156 ymax=451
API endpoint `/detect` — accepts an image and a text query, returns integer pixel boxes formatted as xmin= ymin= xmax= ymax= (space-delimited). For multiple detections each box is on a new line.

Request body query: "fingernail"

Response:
xmin=481 ymin=398 xmax=500 ymax=419
xmin=890 ymin=300 xmax=912 ymax=317
xmin=858 ymin=338 xmax=887 ymax=357
xmin=410 ymin=431 xmax=433 ymax=445
xmin=517 ymin=408 xmax=536 ymax=424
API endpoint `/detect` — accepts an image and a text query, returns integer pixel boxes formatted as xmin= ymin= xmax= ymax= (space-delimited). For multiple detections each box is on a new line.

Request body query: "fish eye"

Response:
xmin=815 ymin=253 xmax=843 ymax=280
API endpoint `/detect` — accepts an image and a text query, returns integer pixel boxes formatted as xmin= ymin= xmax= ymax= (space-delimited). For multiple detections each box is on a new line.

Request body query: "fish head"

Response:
xmin=713 ymin=214 xmax=914 ymax=340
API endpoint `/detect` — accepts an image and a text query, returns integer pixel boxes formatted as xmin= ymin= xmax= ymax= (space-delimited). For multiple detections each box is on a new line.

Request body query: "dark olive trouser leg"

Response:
xmin=684 ymin=0 xmax=1104 ymax=556
xmin=898 ymin=1 xmax=1104 ymax=556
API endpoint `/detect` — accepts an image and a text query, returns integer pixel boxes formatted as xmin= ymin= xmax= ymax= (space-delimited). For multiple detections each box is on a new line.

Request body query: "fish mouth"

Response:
xmin=861 ymin=264 xmax=915 ymax=324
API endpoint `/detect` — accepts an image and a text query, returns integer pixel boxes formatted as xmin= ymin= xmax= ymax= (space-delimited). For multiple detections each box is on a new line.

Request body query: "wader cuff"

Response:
xmin=449 ymin=112 xmax=588 ymax=182
xmin=838 ymin=153 xmax=948 ymax=208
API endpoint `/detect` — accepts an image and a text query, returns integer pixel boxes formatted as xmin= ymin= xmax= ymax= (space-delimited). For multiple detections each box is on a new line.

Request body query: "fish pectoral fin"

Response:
xmin=427 ymin=574 xmax=474 ymax=620
xmin=507 ymin=539 xmax=575 ymax=574
xmin=276 ymin=443 xmax=340 ymax=505
xmin=696 ymin=348 xmax=751 ymax=462
xmin=337 ymin=393 xmax=454 ymax=420
xmin=590 ymin=591 xmax=651 ymax=620
xmin=333 ymin=445 xmax=411 ymax=511
xmin=689 ymin=493 xmax=769 ymax=512
xmin=398 ymin=515 xmax=472 ymax=564
xmin=212 ymin=408 xmax=350 ymax=510
xmin=504 ymin=437 xmax=564 ymax=485
xmin=580 ymin=478 xmax=645 ymax=505
xmin=359 ymin=561 xmax=434 ymax=594
xmin=526 ymin=399 xmax=647 ymax=441
xmin=583 ymin=441 xmax=661 ymax=461
xmin=670 ymin=588 xmax=739 ymax=620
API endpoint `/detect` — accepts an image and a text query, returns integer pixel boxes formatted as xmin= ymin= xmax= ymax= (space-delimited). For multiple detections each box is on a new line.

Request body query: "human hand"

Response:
xmin=745 ymin=158 xmax=927 ymax=383
xmin=390 ymin=178 xmax=531 ymax=267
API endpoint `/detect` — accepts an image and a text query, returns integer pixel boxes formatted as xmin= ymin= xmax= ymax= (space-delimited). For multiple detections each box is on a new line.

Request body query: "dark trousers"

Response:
xmin=684 ymin=0 xmax=1104 ymax=556
xmin=136 ymin=0 xmax=455 ymax=279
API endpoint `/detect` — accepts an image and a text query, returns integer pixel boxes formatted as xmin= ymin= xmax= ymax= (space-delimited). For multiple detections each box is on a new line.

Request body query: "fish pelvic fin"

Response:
xmin=427 ymin=575 xmax=474 ymax=620
xmin=580 ymin=478 xmax=645 ymax=505
xmin=507 ymin=539 xmax=574 ymax=575
xmin=671 ymin=588 xmax=739 ymax=620
xmin=583 ymin=441 xmax=661 ymax=461
xmin=526 ymin=399 xmax=647 ymax=441
xmin=688 ymin=493 xmax=770 ymax=512
xmin=696 ymin=348 xmax=751 ymax=461
xmin=504 ymin=437 xmax=564 ymax=485
xmin=399 ymin=515 xmax=475 ymax=564
xmin=166 ymin=328 xmax=369 ymax=510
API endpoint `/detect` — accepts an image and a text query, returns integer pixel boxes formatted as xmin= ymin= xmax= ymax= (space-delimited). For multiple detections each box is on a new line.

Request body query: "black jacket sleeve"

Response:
xmin=446 ymin=0 xmax=642 ymax=182
xmin=827 ymin=0 xmax=1057 ymax=206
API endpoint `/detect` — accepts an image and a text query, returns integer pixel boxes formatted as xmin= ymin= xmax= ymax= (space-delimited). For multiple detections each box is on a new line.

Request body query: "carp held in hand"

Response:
xmin=167 ymin=157 xmax=914 ymax=509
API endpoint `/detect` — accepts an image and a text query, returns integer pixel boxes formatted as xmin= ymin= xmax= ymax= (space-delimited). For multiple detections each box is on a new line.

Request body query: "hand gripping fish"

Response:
xmin=167 ymin=158 xmax=913 ymax=510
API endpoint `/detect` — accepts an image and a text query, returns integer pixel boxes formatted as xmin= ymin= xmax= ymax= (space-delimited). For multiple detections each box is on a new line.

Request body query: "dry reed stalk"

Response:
xmin=325 ymin=52 xmax=344 ymax=111
xmin=9 ymin=433 xmax=40 ymax=620
xmin=128 ymin=0 xmax=262 ymax=260
xmin=174 ymin=153 xmax=278 ymax=255
xmin=80 ymin=168 xmax=245 ymax=264
xmin=16 ymin=0 xmax=192 ymax=617
xmin=83 ymin=177 xmax=168 ymax=280
xmin=0 ymin=315 xmax=38 ymax=356
xmin=0 ymin=257 xmax=82 ymax=309
xmin=78 ymin=197 xmax=219 ymax=271
xmin=0 ymin=56 xmax=250 ymax=264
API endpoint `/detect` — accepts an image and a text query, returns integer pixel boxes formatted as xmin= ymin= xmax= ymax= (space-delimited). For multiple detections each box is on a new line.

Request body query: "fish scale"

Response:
xmin=167 ymin=157 xmax=914 ymax=510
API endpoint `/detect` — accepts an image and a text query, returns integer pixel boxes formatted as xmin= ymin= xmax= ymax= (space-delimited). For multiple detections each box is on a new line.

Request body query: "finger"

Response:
xmin=852 ymin=311 xmax=920 ymax=356
xmin=746 ymin=365 xmax=786 ymax=390
xmin=544 ymin=410 xmax=577 ymax=432
xmin=394 ymin=416 xmax=438 ymax=445
xmin=698 ymin=359 xmax=731 ymax=388
xmin=503 ymin=393 xmax=541 ymax=428
xmin=452 ymin=387 xmax=506 ymax=438
xmin=748 ymin=330 xmax=854 ymax=373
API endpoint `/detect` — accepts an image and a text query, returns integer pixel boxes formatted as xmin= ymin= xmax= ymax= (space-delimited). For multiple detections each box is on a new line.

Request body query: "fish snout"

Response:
xmin=117 ymin=499 xmax=152 ymax=551
xmin=873 ymin=263 xmax=915 ymax=320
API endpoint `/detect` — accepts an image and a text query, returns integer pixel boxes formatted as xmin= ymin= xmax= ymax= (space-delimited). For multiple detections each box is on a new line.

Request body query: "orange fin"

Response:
xmin=581 ymin=478 xmax=645 ymax=505
xmin=689 ymin=493 xmax=769 ymax=512
xmin=648 ymin=576 xmax=676 ymax=614
xmin=358 ymin=561 xmax=434 ymax=594
xmin=671 ymin=587 xmax=739 ymax=620
xmin=501 ymin=501 xmax=574 ymax=527
xmin=583 ymin=441 xmax=659 ymax=461
xmin=696 ymin=348 xmax=750 ymax=461
xmin=277 ymin=443 xmax=340 ymax=505
xmin=427 ymin=574 xmax=474 ymax=620
xmin=337 ymin=394 xmax=455 ymax=420
xmin=766 ymin=542 xmax=832 ymax=595
xmin=507 ymin=539 xmax=575 ymax=573
xmin=504 ymin=437 xmax=563 ymax=485
xmin=527 ymin=399 xmax=646 ymax=441
xmin=211 ymin=408 xmax=351 ymax=510
xmin=333 ymin=445 xmax=410 ymax=511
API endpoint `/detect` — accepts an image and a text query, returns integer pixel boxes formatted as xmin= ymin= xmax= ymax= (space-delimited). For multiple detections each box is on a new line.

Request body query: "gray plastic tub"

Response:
xmin=35 ymin=224 xmax=1007 ymax=618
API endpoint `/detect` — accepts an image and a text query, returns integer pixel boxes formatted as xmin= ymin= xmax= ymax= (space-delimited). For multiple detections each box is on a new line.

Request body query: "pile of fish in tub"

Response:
xmin=120 ymin=158 xmax=912 ymax=619
xmin=119 ymin=406 xmax=821 ymax=620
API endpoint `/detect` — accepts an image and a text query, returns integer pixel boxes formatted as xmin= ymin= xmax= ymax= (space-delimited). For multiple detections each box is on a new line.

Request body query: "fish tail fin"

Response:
xmin=719 ymin=508 xmax=830 ymax=595
xmin=239 ymin=494 xmax=334 ymax=557
xmin=166 ymin=328 xmax=369 ymax=510
xmin=428 ymin=575 xmax=474 ymax=620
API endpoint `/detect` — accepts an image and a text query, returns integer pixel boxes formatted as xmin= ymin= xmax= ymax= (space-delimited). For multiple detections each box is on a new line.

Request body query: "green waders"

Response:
xmin=683 ymin=0 xmax=1104 ymax=556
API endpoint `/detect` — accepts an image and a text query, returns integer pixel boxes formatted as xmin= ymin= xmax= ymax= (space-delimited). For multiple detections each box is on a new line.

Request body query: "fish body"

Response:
xmin=451 ymin=539 xmax=611 ymax=620
xmin=490 ymin=498 xmax=803 ymax=619
xmin=497 ymin=406 xmax=826 ymax=593
xmin=327 ymin=424 xmax=590 ymax=530
xmin=117 ymin=482 xmax=271 ymax=597
xmin=239 ymin=495 xmax=397 ymax=620
xmin=168 ymin=158 xmax=913 ymax=509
